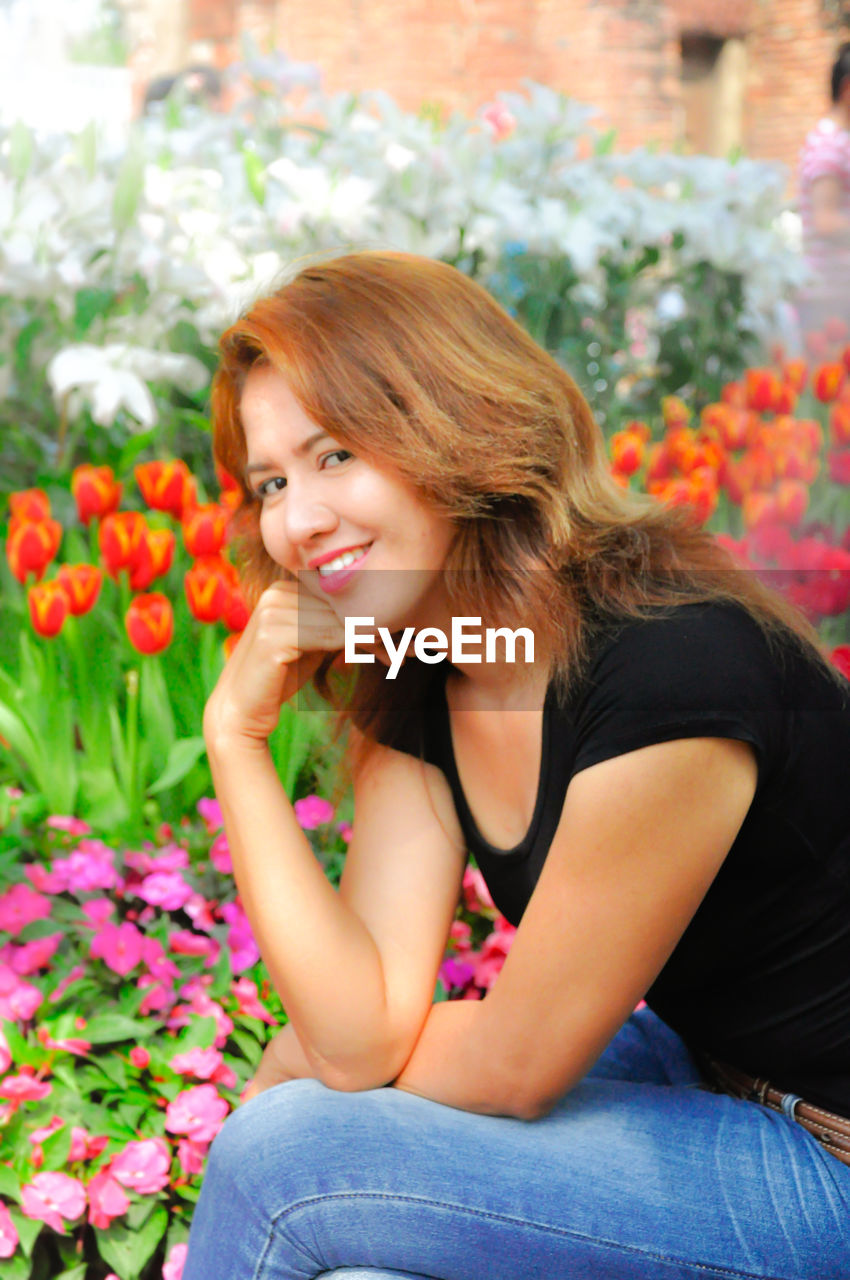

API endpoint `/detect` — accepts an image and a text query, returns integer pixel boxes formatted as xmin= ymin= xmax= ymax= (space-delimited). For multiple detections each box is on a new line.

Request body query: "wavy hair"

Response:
xmin=211 ymin=251 xmax=843 ymax=783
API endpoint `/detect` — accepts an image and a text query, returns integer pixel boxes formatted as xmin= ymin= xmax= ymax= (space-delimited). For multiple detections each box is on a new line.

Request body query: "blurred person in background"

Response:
xmin=797 ymin=42 xmax=850 ymax=356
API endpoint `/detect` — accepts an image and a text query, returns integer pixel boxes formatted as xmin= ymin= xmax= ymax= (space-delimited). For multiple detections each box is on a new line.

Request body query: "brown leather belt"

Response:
xmin=703 ymin=1057 xmax=850 ymax=1169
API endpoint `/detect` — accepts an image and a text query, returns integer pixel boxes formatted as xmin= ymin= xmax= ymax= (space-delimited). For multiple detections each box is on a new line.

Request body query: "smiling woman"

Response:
xmin=183 ymin=251 xmax=850 ymax=1280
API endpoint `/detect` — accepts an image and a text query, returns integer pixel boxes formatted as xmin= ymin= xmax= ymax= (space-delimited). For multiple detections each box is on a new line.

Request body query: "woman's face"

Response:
xmin=240 ymin=363 xmax=456 ymax=636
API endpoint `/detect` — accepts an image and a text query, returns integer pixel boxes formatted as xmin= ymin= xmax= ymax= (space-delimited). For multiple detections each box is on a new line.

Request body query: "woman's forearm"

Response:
xmin=208 ymin=733 xmax=404 ymax=1088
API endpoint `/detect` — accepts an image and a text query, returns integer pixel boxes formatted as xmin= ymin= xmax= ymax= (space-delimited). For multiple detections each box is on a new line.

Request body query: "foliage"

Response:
xmin=0 ymin=70 xmax=805 ymax=490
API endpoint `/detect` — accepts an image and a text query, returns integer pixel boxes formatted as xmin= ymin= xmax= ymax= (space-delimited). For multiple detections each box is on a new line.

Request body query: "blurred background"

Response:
xmin=1 ymin=0 xmax=848 ymax=174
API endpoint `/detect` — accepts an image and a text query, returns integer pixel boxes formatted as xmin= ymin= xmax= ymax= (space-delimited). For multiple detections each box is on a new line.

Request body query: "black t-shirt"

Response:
xmin=375 ymin=601 xmax=850 ymax=1115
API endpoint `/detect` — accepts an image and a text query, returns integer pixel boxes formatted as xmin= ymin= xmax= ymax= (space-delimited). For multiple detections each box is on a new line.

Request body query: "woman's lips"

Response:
xmin=314 ymin=543 xmax=372 ymax=594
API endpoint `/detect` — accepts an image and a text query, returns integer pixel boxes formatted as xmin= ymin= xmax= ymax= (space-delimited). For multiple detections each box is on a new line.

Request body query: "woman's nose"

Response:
xmin=282 ymin=481 xmax=338 ymax=548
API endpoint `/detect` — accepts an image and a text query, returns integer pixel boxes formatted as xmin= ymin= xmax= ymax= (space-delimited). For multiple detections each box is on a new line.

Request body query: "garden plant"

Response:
xmin=2 ymin=59 xmax=850 ymax=1280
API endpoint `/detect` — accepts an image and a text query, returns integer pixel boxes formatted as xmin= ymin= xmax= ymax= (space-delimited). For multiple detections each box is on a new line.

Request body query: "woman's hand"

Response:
xmin=242 ymin=1023 xmax=321 ymax=1103
xmin=204 ymin=579 xmax=347 ymax=746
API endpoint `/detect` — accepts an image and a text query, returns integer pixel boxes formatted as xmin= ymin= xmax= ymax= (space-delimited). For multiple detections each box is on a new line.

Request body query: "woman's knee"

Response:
xmin=204 ymin=1077 xmax=330 ymax=1193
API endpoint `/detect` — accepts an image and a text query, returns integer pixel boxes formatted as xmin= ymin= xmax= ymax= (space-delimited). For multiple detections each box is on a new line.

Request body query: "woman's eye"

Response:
xmin=321 ymin=449 xmax=353 ymax=469
xmin=256 ymin=476 xmax=286 ymax=498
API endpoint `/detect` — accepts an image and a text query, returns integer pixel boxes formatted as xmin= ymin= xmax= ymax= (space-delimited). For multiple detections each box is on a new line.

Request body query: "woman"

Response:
xmin=183 ymin=252 xmax=850 ymax=1280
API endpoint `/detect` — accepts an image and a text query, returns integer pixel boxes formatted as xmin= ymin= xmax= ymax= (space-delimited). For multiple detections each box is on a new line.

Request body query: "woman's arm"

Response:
xmin=390 ymin=735 xmax=758 ymax=1119
xmin=205 ymin=581 xmax=466 ymax=1091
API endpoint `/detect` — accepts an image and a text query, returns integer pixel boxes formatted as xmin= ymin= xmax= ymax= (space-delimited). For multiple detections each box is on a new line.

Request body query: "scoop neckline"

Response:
xmin=437 ymin=670 xmax=555 ymax=860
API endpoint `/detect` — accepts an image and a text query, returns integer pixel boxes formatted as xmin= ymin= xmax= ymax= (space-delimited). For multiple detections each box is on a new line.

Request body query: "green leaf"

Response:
xmin=8 ymin=121 xmax=33 ymax=182
xmin=112 ymin=140 xmax=146 ymax=234
xmin=0 ymin=1020 xmax=46 ymax=1069
xmin=57 ymin=1266 xmax=88 ymax=1280
xmin=116 ymin=425 xmax=162 ymax=475
xmin=39 ymin=1122 xmax=73 ymax=1172
xmin=229 ymin=1027 xmax=263 ymax=1068
xmin=73 ymin=287 xmax=116 ymax=337
xmin=95 ymin=1201 xmax=168 ymax=1279
xmin=7 ymin=1206 xmax=42 ymax=1256
xmin=174 ymin=1015 xmax=217 ymax=1054
xmin=74 ymin=120 xmax=98 ymax=177
xmin=81 ymin=1014 xmax=156 ymax=1045
xmin=243 ymin=147 xmax=267 ymax=206
xmin=147 ymin=736 xmax=207 ymax=796
xmin=0 ymin=1249 xmax=31 ymax=1280
xmin=594 ymin=127 xmax=617 ymax=156
xmin=0 ymin=1163 xmax=22 ymax=1201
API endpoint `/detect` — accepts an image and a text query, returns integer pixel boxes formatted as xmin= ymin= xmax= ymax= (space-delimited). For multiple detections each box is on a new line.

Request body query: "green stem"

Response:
xmin=126 ymin=664 xmax=141 ymax=820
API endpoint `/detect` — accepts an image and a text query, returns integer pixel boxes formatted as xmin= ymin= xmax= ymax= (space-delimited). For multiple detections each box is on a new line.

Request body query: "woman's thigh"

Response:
xmin=183 ymin=1014 xmax=850 ymax=1280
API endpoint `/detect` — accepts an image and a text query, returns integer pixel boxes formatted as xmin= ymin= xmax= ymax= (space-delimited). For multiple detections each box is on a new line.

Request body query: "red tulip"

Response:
xmin=831 ymin=646 xmax=850 ymax=680
xmin=184 ymin=556 xmax=234 ymax=624
xmin=128 ymin=528 xmax=176 ymax=592
xmin=10 ymin=489 xmax=51 ymax=522
xmin=99 ymin=512 xmax=146 ymax=579
xmin=135 ymin=460 xmax=194 ymax=520
xmin=182 ymin=503 xmax=229 ymax=558
xmin=125 ymin=594 xmax=173 ymax=654
xmin=223 ymin=583 xmax=250 ymax=633
xmin=812 ymin=362 xmax=846 ymax=403
xmin=28 ymin=581 xmax=70 ymax=638
xmin=828 ymin=449 xmax=850 ymax=486
xmin=744 ymin=369 xmax=782 ymax=414
xmin=774 ymin=479 xmax=809 ymax=528
xmin=782 ymin=359 xmax=808 ymax=393
xmin=56 ymin=564 xmax=103 ymax=617
xmin=609 ymin=430 xmax=645 ymax=477
xmin=71 ymin=465 xmax=122 ymax=526
xmin=6 ymin=518 xmax=63 ymax=584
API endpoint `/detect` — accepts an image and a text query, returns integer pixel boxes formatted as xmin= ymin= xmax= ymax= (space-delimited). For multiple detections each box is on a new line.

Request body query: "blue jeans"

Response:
xmin=182 ymin=1008 xmax=850 ymax=1279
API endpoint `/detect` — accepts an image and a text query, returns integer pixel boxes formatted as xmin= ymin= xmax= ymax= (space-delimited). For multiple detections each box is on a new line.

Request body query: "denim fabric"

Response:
xmin=183 ymin=1007 xmax=850 ymax=1280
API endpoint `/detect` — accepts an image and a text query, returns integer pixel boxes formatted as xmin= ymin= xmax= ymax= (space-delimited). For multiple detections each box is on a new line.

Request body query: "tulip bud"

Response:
xmin=28 ymin=581 xmax=70 ymax=638
xmin=56 ymin=564 xmax=103 ymax=617
xmin=125 ymin=594 xmax=174 ymax=655
xmin=182 ymin=503 xmax=229 ymax=558
xmin=10 ymin=489 xmax=51 ymax=522
xmin=135 ymin=460 xmax=194 ymax=520
xmin=6 ymin=518 xmax=63 ymax=584
xmin=71 ymin=465 xmax=122 ymax=526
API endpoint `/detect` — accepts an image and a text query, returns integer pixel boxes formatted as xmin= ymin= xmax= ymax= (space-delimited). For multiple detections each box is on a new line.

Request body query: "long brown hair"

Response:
xmin=211 ymin=251 xmax=843 ymax=782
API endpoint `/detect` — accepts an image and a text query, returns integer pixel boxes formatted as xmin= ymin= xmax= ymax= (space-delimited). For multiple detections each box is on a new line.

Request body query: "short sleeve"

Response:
xmin=800 ymin=127 xmax=850 ymax=187
xmin=570 ymin=603 xmax=786 ymax=793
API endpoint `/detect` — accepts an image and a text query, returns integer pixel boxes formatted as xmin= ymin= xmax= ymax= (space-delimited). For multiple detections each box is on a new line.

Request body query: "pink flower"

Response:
xmin=473 ymin=917 xmax=516 ymax=991
xmin=9 ymin=932 xmax=62 ymax=974
xmin=176 ymin=1137 xmax=207 ymax=1175
xmin=136 ymin=870 xmax=193 ymax=912
xmin=141 ymin=936 xmax=180 ymax=983
xmin=23 ymin=862 xmax=65 ymax=894
xmin=52 ymin=839 xmax=121 ymax=892
xmin=220 ymin=901 xmax=259 ymax=973
xmin=462 ymin=865 xmax=495 ymax=913
xmin=169 ymin=1046 xmax=224 ymax=1079
xmin=38 ymin=1032 xmax=91 ymax=1055
xmin=0 ymin=1200 xmax=19 ymax=1258
xmin=439 ymin=957 xmax=475 ymax=991
xmin=0 ymin=1073 xmax=52 ymax=1102
xmin=0 ymin=964 xmax=41 ymax=1021
xmin=231 ymin=976 xmax=276 ymax=1025
xmin=46 ymin=815 xmax=91 ymax=835
xmin=69 ymin=1126 xmax=107 ymax=1162
xmin=20 ymin=1171 xmax=86 ymax=1233
xmin=169 ymin=930 xmax=220 ymax=964
xmin=90 ymin=921 xmax=143 ymax=976
xmin=0 ymin=883 xmax=52 ymax=935
xmin=165 ymin=1084 xmax=229 ymax=1144
xmin=336 ymin=821 xmax=353 ymax=843
xmin=80 ymin=898 xmax=116 ymax=926
xmin=168 ymin=991 xmax=233 ymax=1047
xmin=293 ymin=794 xmax=334 ymax=829
xmin=184 ymin=893 xmax=216 ymax=933
xmin=163 ymin=1241 xmax=189 ymax=1280
xmin=209 ymin=832 xmax=232 ymax=873
xmin=29 ymin=1115 xmax=65 ymax=1166
xmin=481 ymin=100 xmax=517 ymax=141
xmin=197 ymin=797 xmax=223 ymax=832
xmin=87 ymin=1170 xmax=130 ymax=1228
xmin=137 ymin=976 xmax=176 ymax=1016
xmin=129 ymin=1046 xmax=151 ymax=1069
xmin=109 ymin=1137 xmax=171 ymax=1195
xmin=0 ymin=1025 xmax=10 ymax=1073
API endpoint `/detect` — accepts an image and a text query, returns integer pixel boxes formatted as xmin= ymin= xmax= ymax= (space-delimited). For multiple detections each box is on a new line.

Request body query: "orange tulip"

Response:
xmin=125 ymin=593 xmax=173 ymax=655
xmin=830 ymin=402 xmax=850 ymax=448
xmin=5 ymin=517 xmax=63 ymax=584
xmin=645 ymin=443 xmax=673 ymax=483
xmin=609 ymin=430 xmax=645 ymax=477
xmin=71 ymin=465 xmax=123 ymax=526
xmin=812 ymin=362 xmax=846 ymax=403
xmin=661 ymin=396 xmax=691 ymax=430
xmin=184 ymin=556 xmax=233 ymax=624
xmin=782 ymin=359 xmax=808 ymax=394
xmin=28 ymin=580 xmax=70 ymax=638
xmin=774 ymin=479 xmax=809 ymax=528
xmin=223 ymin=631 xmax=243 ymax=660
xmin=56 ymin=564 xmax=103 ymax=616
xmin=182 ymin=503 xmax=229 ymax=558
xmin=742 ymin=490 xmax=779 ymax=531
xmin=128 ymin=527 xmax=176 ymax=592
xmin=623 ymin=420 xmax=651 ymax=442
xmin=744 ymin=368 xmax=782 ymax=414
xmin=10 ymin=489 xmax=51 ymax=522
xmin=223 ymin=583 xmax=250 ymax=633
xmin=721 ymin=381 xmax=745 ymax=407
xmin=135 ymin=460 xmax=194 ymax=520
xmin=99 ymin=512 xmax=147 ymax=579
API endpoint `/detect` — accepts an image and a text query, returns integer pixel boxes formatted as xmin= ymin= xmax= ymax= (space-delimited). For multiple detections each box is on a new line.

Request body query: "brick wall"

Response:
xmin=140 ymin=0 xmax=850 ymax=192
